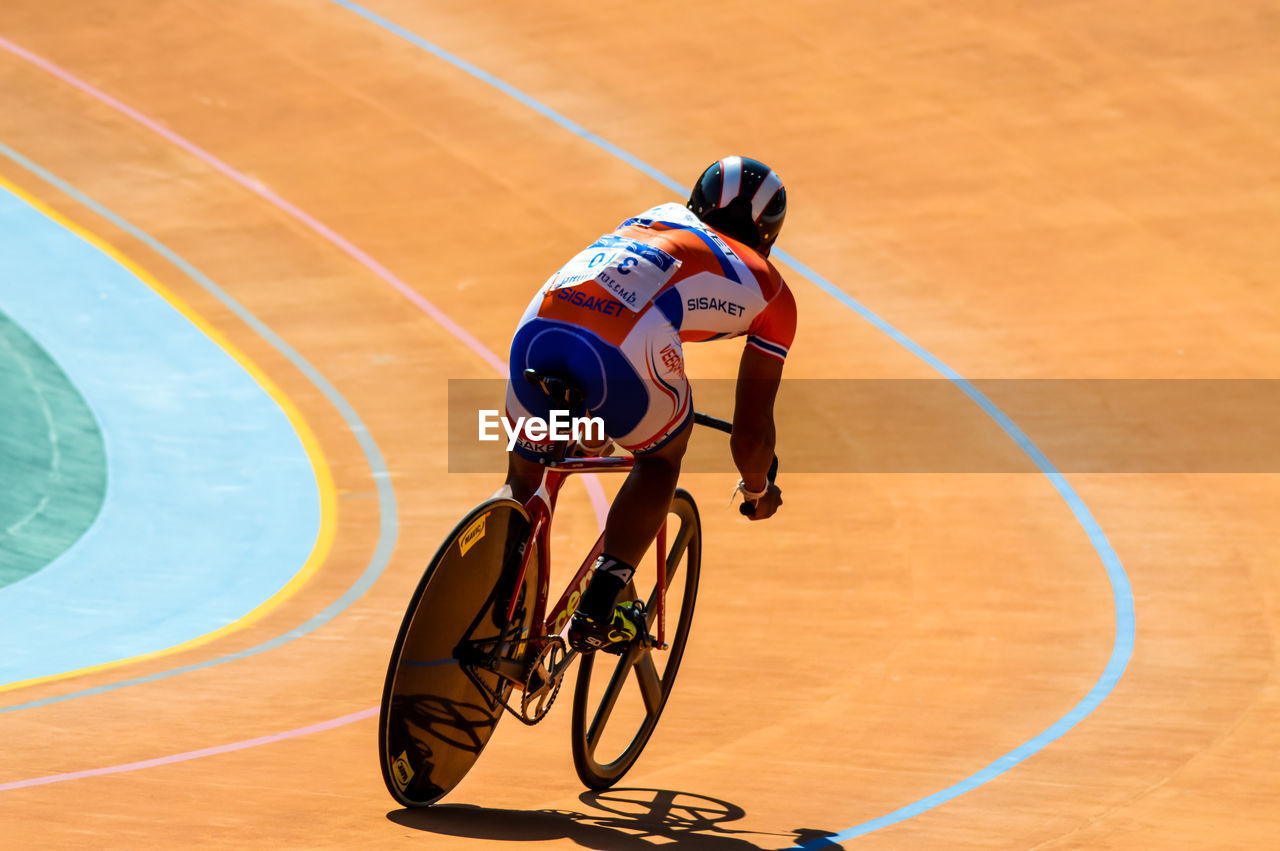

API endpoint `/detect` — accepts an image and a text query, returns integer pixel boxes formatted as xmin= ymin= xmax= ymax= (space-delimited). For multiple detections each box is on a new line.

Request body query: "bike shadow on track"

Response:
xmin=387 ymin=787 xmax=844 ymax=849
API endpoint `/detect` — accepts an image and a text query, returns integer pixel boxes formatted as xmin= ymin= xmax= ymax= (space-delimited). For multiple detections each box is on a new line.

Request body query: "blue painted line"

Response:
xmin=326 ymin=0 xmax=689 ymax=197
xmin=319 ymin=4 xmax=1136 ymax=840
xmin=0 ymin=142 xmax=397 ymax=713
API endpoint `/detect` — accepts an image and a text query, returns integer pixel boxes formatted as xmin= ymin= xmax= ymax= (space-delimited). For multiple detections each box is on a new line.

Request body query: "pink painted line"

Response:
xmin=0 ymin=707 xmax=377 ymax=791
xmin=0 ymin=34 xmax=505 ymax=376
xmin=0 ymin=34 xmax=613 ymax=790
xmin=0 ymin=33 xmax=611 ymax=517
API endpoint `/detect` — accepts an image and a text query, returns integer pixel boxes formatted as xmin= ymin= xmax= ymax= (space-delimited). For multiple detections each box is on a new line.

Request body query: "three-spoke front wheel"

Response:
xmin=570 ymin=488 xmax=702 ymax=788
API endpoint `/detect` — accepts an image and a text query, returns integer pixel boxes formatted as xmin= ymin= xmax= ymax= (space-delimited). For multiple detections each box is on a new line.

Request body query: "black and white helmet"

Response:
xmin=686 ymin=156 xmax=786 ymax=255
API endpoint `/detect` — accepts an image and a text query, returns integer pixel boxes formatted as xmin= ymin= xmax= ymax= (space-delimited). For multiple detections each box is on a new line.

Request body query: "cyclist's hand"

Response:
xmin=744 ymin=483 xmax=783 ymax=521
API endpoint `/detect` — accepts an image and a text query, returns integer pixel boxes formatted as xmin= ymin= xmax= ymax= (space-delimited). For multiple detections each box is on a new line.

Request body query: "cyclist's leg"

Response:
xmin=571 ymin=324 xmax=692 ymax=652
xmin=498 ymin=450 xmax=545 ymax=504
xmin=491 ymin=388 xmax=548 ymax=504
xmin=569 ymin=416 xmax=691 ymax=652
xmin=602 ymin=417 xmax=692 ymax=565
xmin=598 ymin=321 xmax=692 ymax=567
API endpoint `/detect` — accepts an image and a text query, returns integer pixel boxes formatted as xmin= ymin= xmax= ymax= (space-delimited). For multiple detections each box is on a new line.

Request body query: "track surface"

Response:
xmin=1 ymin=1 xmax=1277 ymax=847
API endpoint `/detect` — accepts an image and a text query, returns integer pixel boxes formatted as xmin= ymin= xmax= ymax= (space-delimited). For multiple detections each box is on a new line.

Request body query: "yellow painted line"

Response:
xmin=0 ymin=174 xmax=338 ymax=695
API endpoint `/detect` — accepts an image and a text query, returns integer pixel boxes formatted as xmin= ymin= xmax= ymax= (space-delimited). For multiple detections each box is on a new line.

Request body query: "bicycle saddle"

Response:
xmin=523 ymin=368 xmax=583 ymax=407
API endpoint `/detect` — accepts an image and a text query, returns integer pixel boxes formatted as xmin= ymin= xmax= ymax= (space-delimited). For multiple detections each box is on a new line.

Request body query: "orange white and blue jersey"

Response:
xmin=505 ymin=202 xmax=797 ymax=459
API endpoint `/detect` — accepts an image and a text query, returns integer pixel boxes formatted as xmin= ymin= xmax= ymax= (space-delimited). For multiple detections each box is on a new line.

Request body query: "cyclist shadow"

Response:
xmin=386 ymin=787 xmax=845 ymax=849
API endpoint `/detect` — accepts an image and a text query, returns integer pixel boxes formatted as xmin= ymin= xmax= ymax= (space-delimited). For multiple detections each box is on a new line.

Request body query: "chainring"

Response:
xmin=520 ymin=637 xmax=568 ymax=724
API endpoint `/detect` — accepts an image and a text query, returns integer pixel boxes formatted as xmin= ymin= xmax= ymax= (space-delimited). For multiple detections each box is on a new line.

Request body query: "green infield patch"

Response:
xmin=0 ymin=310 xmax=107 ymax=587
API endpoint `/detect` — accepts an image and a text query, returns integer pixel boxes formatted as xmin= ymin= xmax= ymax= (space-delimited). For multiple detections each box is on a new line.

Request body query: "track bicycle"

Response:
xmin=378 ymin=369 xmax=775 ymax=807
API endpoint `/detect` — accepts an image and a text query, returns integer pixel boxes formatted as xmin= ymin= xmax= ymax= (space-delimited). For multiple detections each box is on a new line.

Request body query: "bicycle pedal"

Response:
xmin=600 ymin=601 xmax=651 ymax=654
xmin=569 ymin=600 xmax=644 ymax=654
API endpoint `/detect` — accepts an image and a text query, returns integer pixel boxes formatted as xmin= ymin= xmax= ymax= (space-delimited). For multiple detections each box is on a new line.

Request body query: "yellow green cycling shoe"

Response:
xmin=568 ymin=600 xmax=646 ymax=655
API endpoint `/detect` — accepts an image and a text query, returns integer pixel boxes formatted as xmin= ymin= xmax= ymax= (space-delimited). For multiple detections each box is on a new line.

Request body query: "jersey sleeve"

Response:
xmin=744 ymin=281 xmax=796 ymax=362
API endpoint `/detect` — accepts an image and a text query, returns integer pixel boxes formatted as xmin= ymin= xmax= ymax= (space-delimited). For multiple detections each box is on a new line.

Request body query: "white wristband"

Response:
xmin=732 ymin=478 xmax=768 ymax=503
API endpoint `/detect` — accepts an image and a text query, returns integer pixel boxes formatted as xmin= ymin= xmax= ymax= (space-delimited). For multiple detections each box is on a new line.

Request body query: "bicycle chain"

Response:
xmin=477 ymin=638 xmax=567 ymax=726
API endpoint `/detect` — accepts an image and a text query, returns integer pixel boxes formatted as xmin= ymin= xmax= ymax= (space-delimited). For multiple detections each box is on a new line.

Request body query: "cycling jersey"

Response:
xmin=505 ymin=202 xmax=796 ymax=458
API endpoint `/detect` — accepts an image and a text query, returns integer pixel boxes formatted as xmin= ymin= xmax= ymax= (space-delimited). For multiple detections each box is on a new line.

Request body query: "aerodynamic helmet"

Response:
xmin=687 ymin=156 xmax=786 ymax=255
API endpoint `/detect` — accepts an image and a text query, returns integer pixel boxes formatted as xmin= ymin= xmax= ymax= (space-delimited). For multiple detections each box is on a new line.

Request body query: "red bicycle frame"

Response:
xmin=502 ymin=455 xmax=671 ymax=651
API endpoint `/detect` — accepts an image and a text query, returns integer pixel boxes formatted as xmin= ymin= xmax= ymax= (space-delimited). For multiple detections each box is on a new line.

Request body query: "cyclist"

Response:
xmin=498 ymin=156 xmax=796 ymax=653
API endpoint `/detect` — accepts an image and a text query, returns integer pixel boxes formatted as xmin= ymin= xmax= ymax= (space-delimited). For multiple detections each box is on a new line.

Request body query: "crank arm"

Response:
xmin=547 ymin=647 xmax=579 ymax=685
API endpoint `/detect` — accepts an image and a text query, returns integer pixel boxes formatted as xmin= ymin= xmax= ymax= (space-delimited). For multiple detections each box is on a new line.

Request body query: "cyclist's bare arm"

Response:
xmin=730 ymin=346 xmax=784 ymax=520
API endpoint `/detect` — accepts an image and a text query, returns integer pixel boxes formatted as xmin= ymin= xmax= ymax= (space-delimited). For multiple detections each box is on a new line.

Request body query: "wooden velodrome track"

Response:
xmin=1 ymin=1 xmax=1277 ymax=847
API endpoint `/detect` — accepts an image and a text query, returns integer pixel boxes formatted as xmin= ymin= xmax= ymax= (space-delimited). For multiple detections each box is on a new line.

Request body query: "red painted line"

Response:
xmin=0 ymin=707 xmax=377 ymax=791
xmin=0 ymin=34 xmax=613 ymax=788
xmin=0 ymin=34 xmax=614 ymax=520
xmin=0 ymin=34 xmax=504 ymax=376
